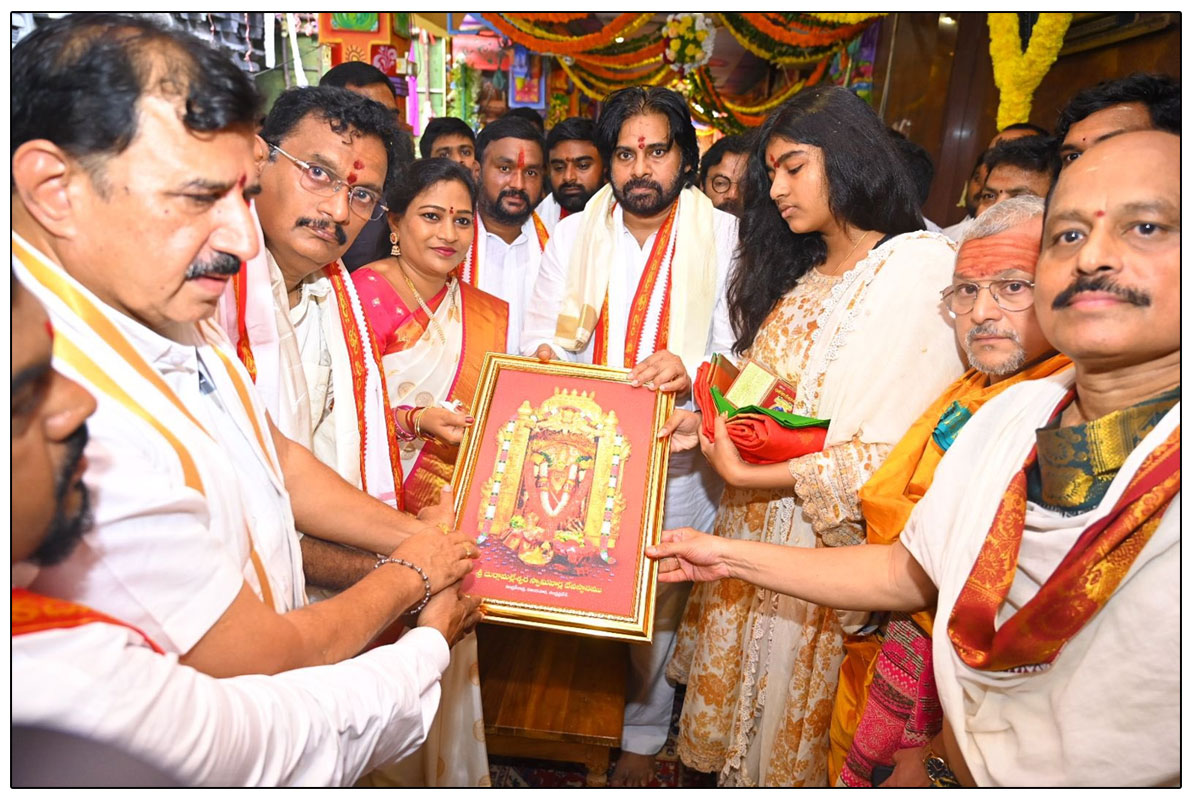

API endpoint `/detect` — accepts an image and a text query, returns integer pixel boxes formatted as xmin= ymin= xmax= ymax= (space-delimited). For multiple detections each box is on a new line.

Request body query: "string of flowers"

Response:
xmin=716 ymin=13 xmax=851 ymax=66
xmin=687 ymin=55 xmax=831 ymax=133
xmin=663 ymin=13 xmax=715 ymax=75
xmin=508 ymin=13 xmax=589 ymax=24
xmin=987 ymin=13 xmax=1073 ymax=130
xmin=808 ymin=13 xmax=886 ymax=26
xmin=740 ymin=13 xmax=876 ymax=48
xmin=479 ymin=13 xmax=652 ymax=54
xmin=560 ymin=58 xmax=674 ymax=101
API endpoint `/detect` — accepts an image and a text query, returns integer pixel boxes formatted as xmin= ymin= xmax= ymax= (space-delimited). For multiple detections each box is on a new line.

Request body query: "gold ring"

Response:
xmin=462 ymin=542 xmax=473 ymax=558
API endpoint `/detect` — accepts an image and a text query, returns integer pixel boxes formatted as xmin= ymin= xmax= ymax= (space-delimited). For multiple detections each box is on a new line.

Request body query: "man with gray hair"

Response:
xmin=827 ymin=194 xmax=1073 ymax=787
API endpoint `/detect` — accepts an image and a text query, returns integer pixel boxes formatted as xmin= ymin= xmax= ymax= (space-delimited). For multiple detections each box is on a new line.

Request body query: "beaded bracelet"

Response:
xmin=374 ymin=555 xmax=432 ymax=614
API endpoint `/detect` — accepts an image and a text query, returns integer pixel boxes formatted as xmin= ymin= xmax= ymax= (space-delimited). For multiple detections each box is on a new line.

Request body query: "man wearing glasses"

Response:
xmin=222 ymin=86 xmax=441 ymax=552
xmin=698 ymin=133 xmax=751 ymax=216
xmin=828 ymin=193 xmax=1070 ymax=787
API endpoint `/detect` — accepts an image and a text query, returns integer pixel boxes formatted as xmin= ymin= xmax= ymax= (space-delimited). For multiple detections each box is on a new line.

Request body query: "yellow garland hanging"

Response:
xmin=560 ymin=58 xmax=674 ymax=101
xmin=715 ymin=13 xmax=837 ymax=67
xmin=988 ymin=13 xmax=1073 ymax=130
xmin=809 ymin=13 xmax=885 ymax=26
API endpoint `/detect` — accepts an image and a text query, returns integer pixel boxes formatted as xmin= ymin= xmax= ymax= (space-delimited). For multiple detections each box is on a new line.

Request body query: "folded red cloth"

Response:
xmin=693 ymin=361 xmax=718 ymax=441
xmin=726 ymin=413 xmax=828 ymax=465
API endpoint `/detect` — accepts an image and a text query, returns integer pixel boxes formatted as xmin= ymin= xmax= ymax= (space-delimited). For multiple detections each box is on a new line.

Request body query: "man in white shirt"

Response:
xmin=459 ymin=116 xmax=550 ymax=352
xmin=535 ymin=116 xmax=605 ymax=236
xmin=523 ymin=86 xmax=737 ymax=786
xmin=650 ymin=130 xmax=1180 ymax=787
xmin=10 ymin=278 xmax=479 ymax=786
xmin=12 ymin=14 xmax=477 ymax=682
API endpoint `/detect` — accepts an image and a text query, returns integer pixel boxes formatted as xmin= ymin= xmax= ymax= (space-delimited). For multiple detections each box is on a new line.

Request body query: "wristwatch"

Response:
xmin=923 ymin=745 xmax=962 ymax=788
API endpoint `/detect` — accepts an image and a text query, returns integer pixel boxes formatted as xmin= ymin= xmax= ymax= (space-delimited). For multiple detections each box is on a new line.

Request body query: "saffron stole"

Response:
xmin=13 ymin=236 xmax=281 ymax=610
xmin=12 ymin=588 xmax=165 ymax=654
xmin=593 ymin=200 xmax=678 ymax=368
xmin=403 ymin=283 xmax=508 ymax=511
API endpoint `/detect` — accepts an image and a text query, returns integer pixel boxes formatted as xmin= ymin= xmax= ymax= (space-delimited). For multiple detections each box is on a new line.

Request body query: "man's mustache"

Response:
xmin=966 ymin=323 xmax=1018 ymax=344
xmin=558 ymin=182 xmax=585 ymax=193
xmin=1051 ymin=274 xmax=1151 ymax=310
xmin=622 ymin=177 xmax=663 ymax=195
xmin=184 ymin=252 xmax=241 ymax=280
xmin=296 ymin=216 xmax=348 ymax=246
xmin=498 ymin=188 xmax=531 ymax=206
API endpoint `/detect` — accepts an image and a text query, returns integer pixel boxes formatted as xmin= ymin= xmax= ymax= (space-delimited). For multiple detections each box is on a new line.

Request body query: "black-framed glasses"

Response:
xmin=709 ymin=175 xmax=733 ymax=194
xmin=269 ymin=144 xmax=388 ymax=221
xmin=940 ymin=278 xmax=1035 ymax=315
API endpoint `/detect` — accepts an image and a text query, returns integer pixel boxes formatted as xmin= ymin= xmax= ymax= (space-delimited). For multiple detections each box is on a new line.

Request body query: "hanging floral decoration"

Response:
xmin=663 ymin=13 xmax=715 ymax=75
xmin=987 ymin=13 xmax=1073 ymax=130
xmin=808 ymin=13 xmax=886 ymax=26
xmin=686 ymin=55 xmax=831 ymax=134
xmin=479 ymin=13 xmax=654 ymax=55
xmin=715 ymin=13 xmax=873 ymax=67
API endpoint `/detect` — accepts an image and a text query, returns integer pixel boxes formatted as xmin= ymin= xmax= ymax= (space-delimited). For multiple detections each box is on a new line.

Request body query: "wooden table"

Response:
xmin=478 ymin=623 xmax=628 ymax=787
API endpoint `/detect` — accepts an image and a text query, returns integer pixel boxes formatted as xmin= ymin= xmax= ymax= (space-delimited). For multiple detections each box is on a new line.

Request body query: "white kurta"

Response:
xmin=14 ymin=236 xmax=305 ymax=654
xmin=534 ymin=193 xmax=564 ymax=237
xmin=472 ymin=215 xmax=543 ymax=353
xmin=13 ymin=620 xmax=449 ymax=786
xmin=902 ymin=371 xmax=1181 ymax=786
xmin=519 ymin=202 xmax=740 ymax=755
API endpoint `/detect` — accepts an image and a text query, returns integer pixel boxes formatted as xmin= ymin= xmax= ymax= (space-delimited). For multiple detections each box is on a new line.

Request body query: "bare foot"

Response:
xmin=610 ymin=751 xmax=657 ymax=787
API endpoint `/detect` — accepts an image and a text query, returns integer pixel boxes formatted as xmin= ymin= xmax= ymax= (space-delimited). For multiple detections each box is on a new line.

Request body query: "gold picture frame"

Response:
xmin=450 ymin=354 xmax=674 ymax=642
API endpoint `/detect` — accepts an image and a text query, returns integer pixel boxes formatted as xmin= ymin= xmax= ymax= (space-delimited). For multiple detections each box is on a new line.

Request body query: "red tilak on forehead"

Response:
xmin=770 ymin=154 xmax=779 ymax=168
xmin=353 ymin=160 xmax=364 ymax=170
xmin=347 ymin=172 xmax=359 ymax=184
xmin=449 ymin=206 xmax=456 ymax=215
xmin=1095 ymin=210 xmax=1105 ymax=218
xmin=637 ymin=136 xmax=645 ymax=150
xmin=517 ymin=149 xmax=526 ymax=170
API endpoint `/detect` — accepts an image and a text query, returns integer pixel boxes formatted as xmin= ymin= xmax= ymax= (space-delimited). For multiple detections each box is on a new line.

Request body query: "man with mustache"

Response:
xmin=650 ymin=130 xmax=1180 ymax=786
xmin=10 ymin=278 xmax=481 ymax=786
xmin=535 ymin=117 xmax=605 ymax=236
xmin=224 ymin=84 xmax=486 ymax=787
xmin=827 ymin=194 xmax=1071 ymax=786
xmin=458 ymin=115 xmax=549 ymax=352
xmin=13 ymin=14 xmax=477 ymax=694
xmin=522 ymin=85 xmax=738 ymax=786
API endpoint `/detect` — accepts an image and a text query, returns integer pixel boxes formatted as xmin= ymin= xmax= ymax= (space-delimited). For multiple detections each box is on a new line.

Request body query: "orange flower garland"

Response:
xmin=741 ymin=13 xmax=873 ymax=48
xmin=479 ymin=13 xmax=652 ymax=55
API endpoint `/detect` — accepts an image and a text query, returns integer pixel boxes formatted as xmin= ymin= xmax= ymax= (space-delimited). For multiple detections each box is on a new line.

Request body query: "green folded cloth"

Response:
xmin=711 ymin=385 xmax=830 ymax=429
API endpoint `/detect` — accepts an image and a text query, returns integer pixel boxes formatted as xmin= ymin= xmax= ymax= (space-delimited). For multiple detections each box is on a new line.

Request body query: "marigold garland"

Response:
xmin=508 ymin=13 xmax=589 ymax=24
xmin=740 ymin=12 xmax=873 ymax=48
xmin=809 ymin=13 xmax=885 ymax=26
xmin=716 ymin=13 xmax=848 ymax=66
xmin=987 ymin=13 xmax=1073 ymax=130
xmin=560 ymin=58 xmax=674 ymax=101
xmin=479 ymin=13 xmax=652 ymax=54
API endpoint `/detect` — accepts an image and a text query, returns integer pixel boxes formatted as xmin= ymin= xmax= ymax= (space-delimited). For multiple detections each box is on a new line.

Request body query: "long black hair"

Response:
xmin=727 ymin=86 xmax=924 ymax=353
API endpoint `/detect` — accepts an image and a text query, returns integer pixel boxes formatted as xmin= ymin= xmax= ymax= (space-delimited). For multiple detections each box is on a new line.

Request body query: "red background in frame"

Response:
xmin=462 ymin=369 xmax=657 ymax=619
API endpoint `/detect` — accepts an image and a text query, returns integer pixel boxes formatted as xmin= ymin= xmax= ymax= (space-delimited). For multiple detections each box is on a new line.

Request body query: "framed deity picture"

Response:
xmin=451 ymin=354 xmax=673 ymax=642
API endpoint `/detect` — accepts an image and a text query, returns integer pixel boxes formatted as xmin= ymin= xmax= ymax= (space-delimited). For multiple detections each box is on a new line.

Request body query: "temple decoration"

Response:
xmin=988 ymin=13 xmax=1073 ymax=130
xmin=317 ymin=12 xmax=412 ymax=80
xmin=663 ymin=13 xmax=715 ymax=75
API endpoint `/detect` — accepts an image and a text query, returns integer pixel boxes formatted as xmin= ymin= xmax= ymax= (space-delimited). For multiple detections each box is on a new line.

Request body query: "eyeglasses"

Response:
xmin=269 ymin=144 xmax=388 ymax=221
xmin=940 ymin=278 xmax=1035 ymax=315
xmin=709 ymin=175 xmax=733 ymax=194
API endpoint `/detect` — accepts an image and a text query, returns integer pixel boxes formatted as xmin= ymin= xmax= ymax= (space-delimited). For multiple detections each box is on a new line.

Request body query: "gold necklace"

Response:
xmin=395 ymin=256 xmax=450 ymax=346
xmin=825 ymin=230 xmax=871 ymax=275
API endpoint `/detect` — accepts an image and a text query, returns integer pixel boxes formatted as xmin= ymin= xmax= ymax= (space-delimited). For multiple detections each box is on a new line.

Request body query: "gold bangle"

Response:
xmin=413 ymin=406 xmax=437 ymax=442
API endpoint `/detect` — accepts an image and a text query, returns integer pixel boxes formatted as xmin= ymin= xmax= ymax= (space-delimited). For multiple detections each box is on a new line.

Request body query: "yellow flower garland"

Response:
xmin=988 ymin=13 xmax=1073 ymax=130
xmin=810 ymin=13 xmax=885 ymax=26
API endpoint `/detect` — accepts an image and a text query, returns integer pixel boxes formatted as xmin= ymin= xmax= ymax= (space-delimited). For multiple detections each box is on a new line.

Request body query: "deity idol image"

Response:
xmin=478 ymin=389 xmax=631 ymax=573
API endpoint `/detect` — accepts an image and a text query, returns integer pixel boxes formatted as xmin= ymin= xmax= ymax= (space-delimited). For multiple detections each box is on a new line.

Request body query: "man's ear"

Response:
xmin=11 ymin=140 xmax=83 ymax=239
xmin=253 ymin=134 xmax=271 ymax=176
